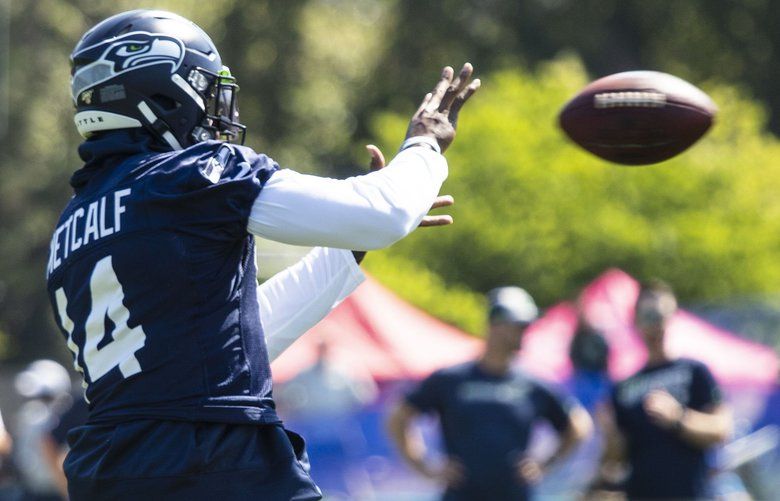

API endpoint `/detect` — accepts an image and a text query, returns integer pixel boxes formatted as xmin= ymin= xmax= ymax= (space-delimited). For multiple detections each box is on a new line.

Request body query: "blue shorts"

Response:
xmin=64 ymin=420 xmax=322 ymax=501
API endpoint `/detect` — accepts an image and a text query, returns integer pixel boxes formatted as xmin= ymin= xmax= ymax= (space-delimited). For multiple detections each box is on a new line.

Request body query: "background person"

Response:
xmin=275 ymin=338 xmax=378 ymax=419
xmin=387 ymin=286 xmax=593 ymax=500
xmin=275 ymin=338 xmax=379 ymax=499
xmin=561 ymin=302 xmax=614 ymax=495
xmin=568 ymin=306 xmax=611 ymax=413
xmin=0 ymin=407 xmax=20 ymax=501
xmin=40 ymin=393 xmax=89 ymax=501
xmin=12 ymin=360 xmax=72 ymax=501
xmin=597 ymin=280 xmax=733 ymax=499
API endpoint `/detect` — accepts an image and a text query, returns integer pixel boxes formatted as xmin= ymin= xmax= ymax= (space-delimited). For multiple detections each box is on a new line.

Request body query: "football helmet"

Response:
xmin=70 ymin=10 xmax=245 ymax=149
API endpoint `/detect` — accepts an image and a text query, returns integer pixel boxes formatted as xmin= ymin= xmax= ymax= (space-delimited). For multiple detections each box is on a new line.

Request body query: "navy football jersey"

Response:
xmin=406 ymin=362 xmax=573 ymax=496
xmin=46 ymin=132 xmax=279 ymax=425
xmin=612 ymin=358 xmax=721 ymax=498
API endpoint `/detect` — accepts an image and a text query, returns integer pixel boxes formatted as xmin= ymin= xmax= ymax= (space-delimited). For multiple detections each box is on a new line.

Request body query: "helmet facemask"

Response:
xmin=189 ymin=66 xmax=246 ymax=145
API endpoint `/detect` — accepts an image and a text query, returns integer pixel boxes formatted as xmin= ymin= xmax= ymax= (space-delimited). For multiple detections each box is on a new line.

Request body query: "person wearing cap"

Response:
xmin=13 ymin=360 xmax=73 ymax=501
xmin=387 ymin=287 xmax=593 ymax=500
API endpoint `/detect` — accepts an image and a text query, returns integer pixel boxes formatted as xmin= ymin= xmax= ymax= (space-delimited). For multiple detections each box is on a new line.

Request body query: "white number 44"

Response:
xmin=55 ymin=256 xmax=147 ymax=385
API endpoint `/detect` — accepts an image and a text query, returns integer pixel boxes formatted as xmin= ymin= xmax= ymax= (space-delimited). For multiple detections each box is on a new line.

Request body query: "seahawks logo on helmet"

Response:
xmin=71 ymin=32 xmax=185 ymax=103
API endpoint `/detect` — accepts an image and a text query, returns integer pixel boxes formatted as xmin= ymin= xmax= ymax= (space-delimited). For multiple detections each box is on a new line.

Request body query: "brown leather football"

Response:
xmin=558 ymin=71 xmax=717 ymax=165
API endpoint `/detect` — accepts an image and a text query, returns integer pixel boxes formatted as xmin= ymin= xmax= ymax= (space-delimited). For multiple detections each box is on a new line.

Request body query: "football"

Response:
xmin=558 ymin=71 xmax=717 ymax=165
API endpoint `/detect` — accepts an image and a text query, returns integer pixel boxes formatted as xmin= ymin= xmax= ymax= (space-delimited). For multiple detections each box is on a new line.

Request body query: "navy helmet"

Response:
xmin=70 ymin=10 xmax=245 ymax=149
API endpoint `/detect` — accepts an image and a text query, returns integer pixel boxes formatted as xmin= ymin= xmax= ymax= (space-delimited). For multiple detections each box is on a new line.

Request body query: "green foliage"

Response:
xmin=363 ymin=251 xmax=486 ymax=336
xmin=368 ymin=0 xmax=780 ymax=134
xmin=276 ymin=0 xmax=392 ymax=172
xmin=370 ymin=56 xmax=780 ymax=307
xmin=4 ymin=0 xmax=780 ymax=360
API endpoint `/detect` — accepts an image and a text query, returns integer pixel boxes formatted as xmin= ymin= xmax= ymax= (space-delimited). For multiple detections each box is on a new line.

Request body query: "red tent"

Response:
xmin=520 ymin=269 xmax=778 ymax=387
xmin=271 ymin=276 xmax=482 ymax=383
xmin=272 ymin=270 xmax=778 ymax=387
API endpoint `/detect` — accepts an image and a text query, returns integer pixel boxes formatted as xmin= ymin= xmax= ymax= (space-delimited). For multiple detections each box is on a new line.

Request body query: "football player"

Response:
xmin=46 ymin=9 xmax=479 ymax=500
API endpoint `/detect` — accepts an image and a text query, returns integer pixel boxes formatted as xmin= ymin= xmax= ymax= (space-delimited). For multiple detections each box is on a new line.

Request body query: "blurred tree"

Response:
xmin=369 ymin=57 xmax=780 ymax=315
xmin=362 ymin=0 xmax=780 ymax=136
xmin=0 ymin=0 xmax=292 ymax=362
xmin=3 ymin=0 xmax=780 ymax=361
xmin=0 ymin=0 xmax=86 ymax=362
xmin=265 ymin=0 xmax=393 ymax=173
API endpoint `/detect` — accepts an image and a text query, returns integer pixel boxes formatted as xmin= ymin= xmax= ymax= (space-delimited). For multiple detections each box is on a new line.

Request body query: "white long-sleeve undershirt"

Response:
xmin=247 ymin=146 xmax=448 ymax=251
xmin=258 ymin=247 xmax=364 ymax=362
xmin=251 ymin=145 xmax=447 ymax=361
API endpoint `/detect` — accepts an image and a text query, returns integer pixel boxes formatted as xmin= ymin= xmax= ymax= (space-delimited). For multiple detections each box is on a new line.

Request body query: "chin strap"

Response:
xmin=136 ymin=101 xmax=183 ymax=150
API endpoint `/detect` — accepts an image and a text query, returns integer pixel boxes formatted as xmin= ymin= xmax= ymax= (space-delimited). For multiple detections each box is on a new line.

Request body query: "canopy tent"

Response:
xmin=271 ymin=276 xmax=483 ymax=383
xmin=272 ymin=269 xmax=778 ymax=387
xmin=518 ymin=268 xmax=778 ymax=387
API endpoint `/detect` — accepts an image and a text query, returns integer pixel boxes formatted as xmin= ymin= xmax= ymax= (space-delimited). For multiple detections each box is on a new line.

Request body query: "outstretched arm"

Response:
xmin=260 ymin=246 xmax=365 ymax=362
xmin=248 ymin=147 xmax=447 ymax=250
xmin=247 ymin=64 xmax=479 ymax=250
xmin=260 ymin=145 xmax=456 ymax=362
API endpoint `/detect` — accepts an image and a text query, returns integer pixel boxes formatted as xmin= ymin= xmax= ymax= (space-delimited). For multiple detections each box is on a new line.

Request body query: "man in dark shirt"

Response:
xmin=599 ymin=280 xmax=732 ymax=499
xmin=387 ymin=287 xmax=592 ymax=500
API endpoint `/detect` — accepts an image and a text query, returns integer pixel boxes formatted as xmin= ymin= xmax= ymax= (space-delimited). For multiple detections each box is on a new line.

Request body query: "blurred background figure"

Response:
xmin=0 ymin=407 xmax=20 ymax=500
xmin=12 ymin=360 xmax=71 ymax=501
xmin=387 ymin=286 xmax=592 ymax=501
xmin=276 ymin=338 xmax=378 ymax=418
xmin=557 ymin=301 xmax=614 ymax=495
xmin=596 ymin=280 xmax=733 ymax=500
xmin=275 ymin=338 xmax=378 ymax=499
xmin=40 ymin=392 xmax=89 ymax=501
xmin=568 ymin=303 xmax=612 ymax=412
